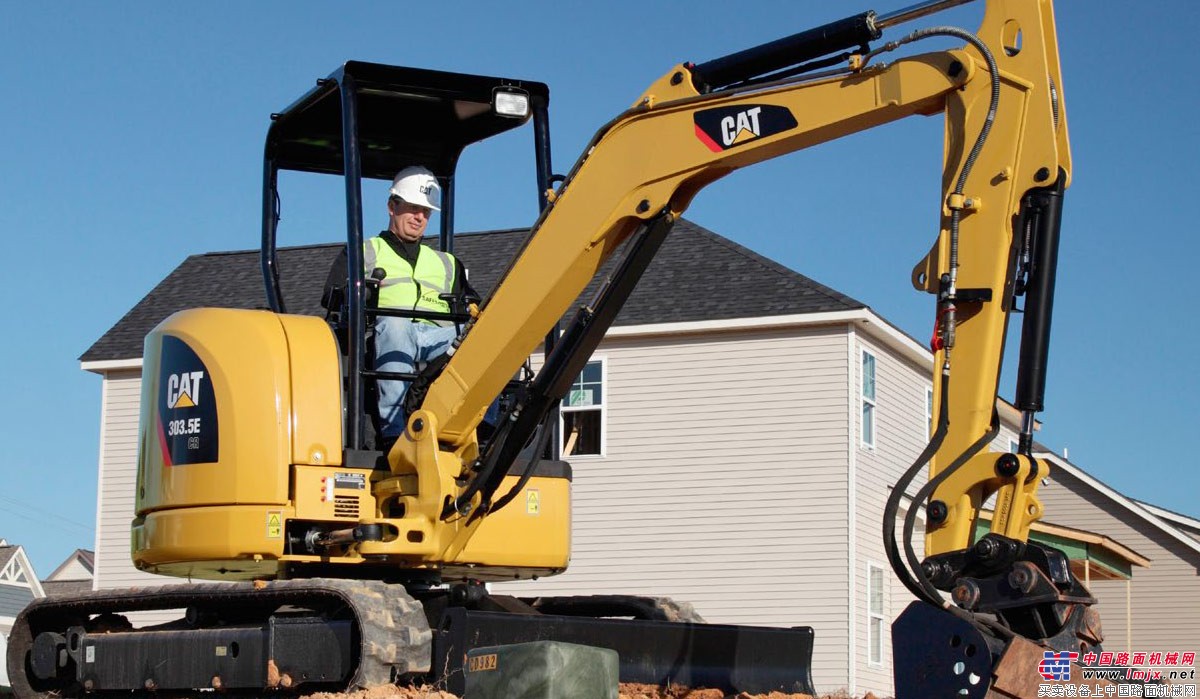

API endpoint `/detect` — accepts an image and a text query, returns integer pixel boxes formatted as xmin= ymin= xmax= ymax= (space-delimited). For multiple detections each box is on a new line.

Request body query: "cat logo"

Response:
xmin=419 ymin=182 xmax=435 ymax=196
xmin=694 ymin=104 xmax=798 ymax=153
xmin=721 ymin=106 xmax=763 ymax=146
xmin=166 ymin=371 xmax=205 ymax=409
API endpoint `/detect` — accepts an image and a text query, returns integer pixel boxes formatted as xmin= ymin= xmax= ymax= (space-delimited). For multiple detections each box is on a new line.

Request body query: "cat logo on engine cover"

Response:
xmin=157 ymin=335 xmax=219 ymax=466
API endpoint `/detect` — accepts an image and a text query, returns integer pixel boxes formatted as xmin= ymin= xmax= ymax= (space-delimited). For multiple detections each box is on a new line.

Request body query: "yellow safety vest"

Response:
xmin=364 ymin=238 xmax=457 ymax=322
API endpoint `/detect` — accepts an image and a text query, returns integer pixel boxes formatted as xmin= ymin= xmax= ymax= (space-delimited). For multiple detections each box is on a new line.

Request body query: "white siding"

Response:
xmin=851 ymin=334 xmax=935 ymax=696
xmin=493 ymin=325 xmax=853 ymax=692
xmin=1036 ymin=469 xmax=1200 ymax=655
xmin=0 ymin=630 xmax=9 ymax=688
xmin=46 ymin=558 xmax=91 ymax=581
xmin=95 ymin=370 xmax=185 ymax=625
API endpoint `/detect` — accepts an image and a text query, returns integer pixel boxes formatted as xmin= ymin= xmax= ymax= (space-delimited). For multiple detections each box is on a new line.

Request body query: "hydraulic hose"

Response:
xmin=877 ymin=25 xmax=1002 ymax=607
xmin=903 ymin=413 xmax=999 ymax=602
xmin=884 ymin=375 xmax=950 ymax=604
xmin=486 ymin=419 xmax=556 ymax=516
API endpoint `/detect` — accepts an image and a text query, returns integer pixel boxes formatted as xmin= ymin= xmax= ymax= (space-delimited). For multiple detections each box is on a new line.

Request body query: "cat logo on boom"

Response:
xmin=166 ymin=371 xmax=205 ymax=409
xmin=693 ymin=104 xmax=798 ymax=153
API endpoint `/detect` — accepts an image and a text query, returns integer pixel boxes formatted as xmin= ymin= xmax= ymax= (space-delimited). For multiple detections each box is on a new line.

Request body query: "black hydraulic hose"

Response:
xmin=903 ymin=412 xmax=999 ymax=602
xmin=884 ymin=375 xmax=949 ymax=605
xmin=879 ymin=26 xmax=1001 ymax=607
xmin=486 ymin=420 xmax=556 ymax=516
xmin=864 ymin=28 xmax=1000 ymax=355
xmin=868 ymin=26 xmax=999 ymax=199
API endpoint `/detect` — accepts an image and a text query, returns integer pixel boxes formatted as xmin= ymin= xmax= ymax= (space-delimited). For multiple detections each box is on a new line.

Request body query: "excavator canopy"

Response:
xmin=265 ymin=60 xmax=550 ymax=180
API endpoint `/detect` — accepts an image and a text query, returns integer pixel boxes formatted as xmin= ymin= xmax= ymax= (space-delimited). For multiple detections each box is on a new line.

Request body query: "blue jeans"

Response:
xmin=374 ymin=318 xmax=457 ymax=437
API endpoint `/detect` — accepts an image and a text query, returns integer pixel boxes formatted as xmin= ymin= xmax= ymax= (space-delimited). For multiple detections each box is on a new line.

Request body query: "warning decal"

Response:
xmin=266 ymin=511 xmax=283 ymax=539
xmin=526 ymin=489 xmax=540 ymax=516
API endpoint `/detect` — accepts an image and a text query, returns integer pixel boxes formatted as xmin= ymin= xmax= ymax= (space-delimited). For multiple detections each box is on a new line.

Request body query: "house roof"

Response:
xmin=81 ymin=220 xmax=865 ymax=362
xmin=1133 ymin=500 xmax=1200 ymax=536
xmin=40 ymin=580 xmax=93 ymax=597
xmin=1033 ymin=450 xmax=1200 ymax=559
xmin=976 ymin=509 xmax=1150 ymax=581
xmin=46 ymin=549 xmax=95 ymax=581
xmin=0 ymin=546 xmax=15 ymax=572
xmin=0 ymin=543 xmax=46 ymax=599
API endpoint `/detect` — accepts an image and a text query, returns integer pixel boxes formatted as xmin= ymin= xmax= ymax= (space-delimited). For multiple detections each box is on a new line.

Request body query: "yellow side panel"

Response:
xmin=279 ymin=315 xmax=343 ymax=468
xmin=454 ymin=474 xmax=571 ymax=571
xmin=293 ymin=466 xmax=374 ymax=521
xmin=132 ymin=505 xmax=289 ymax=580
xmin=138 ymin=309 xmax=294 ymax=511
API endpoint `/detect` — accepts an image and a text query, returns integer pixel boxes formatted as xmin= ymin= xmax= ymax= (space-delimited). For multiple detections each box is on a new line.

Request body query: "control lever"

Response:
xmin=366 ymin=267 xmax=386 ymax=309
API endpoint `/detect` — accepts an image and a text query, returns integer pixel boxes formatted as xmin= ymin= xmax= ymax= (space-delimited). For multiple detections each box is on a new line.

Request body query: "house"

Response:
xmin=40 ymin=549 xmax=94 ymax=597
xmin=79 ymin=221 xmax=1195 ymax=695
xmin=0 ymin=540 xmax=44 ymax=694
xmin=1029 ymin=452 xmax=1200 ymax=657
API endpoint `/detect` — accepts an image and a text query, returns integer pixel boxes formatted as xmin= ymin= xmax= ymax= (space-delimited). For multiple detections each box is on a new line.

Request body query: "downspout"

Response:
xmin=92 ymin=372 xmax=112 ymax=592
xmin=846 ymin=325 xmax=858 ymax=694
xmin=1126 ymin=579 xmax=1132 ymax=651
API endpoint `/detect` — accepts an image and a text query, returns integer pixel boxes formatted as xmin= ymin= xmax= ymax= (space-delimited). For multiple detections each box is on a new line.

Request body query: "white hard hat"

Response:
xmin=389 ymin=166 xmax=441 ymax=211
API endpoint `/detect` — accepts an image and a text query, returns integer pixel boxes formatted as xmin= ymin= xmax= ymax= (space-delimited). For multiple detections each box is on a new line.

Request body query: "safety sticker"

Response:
xmin=468 ymin=653 xmax=498 ymax=672
xmin=333 ymin=472 xmax=367 ymax=490
xmin=266 ymin=511 xmax=283 ymax=539
xmin=526 ymin=489 xmax=540 ymax=516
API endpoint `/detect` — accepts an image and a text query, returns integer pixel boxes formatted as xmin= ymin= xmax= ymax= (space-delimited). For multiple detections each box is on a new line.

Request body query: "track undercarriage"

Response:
xmin=7 ymin=580 xmax=819 ymax=697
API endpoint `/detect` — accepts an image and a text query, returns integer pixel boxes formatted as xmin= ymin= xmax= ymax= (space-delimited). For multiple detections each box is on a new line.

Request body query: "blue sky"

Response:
xmin=1 ymin=1 xmax=1197 ymax=576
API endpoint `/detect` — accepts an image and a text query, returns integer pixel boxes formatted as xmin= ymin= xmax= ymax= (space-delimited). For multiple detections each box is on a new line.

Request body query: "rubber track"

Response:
xmin=6 ymin=578 xmax=432 ymax=698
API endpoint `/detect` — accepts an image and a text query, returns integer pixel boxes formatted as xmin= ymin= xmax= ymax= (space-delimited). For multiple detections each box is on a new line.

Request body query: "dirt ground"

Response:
xmin=303 ymin=685 xmax=883 ymax=699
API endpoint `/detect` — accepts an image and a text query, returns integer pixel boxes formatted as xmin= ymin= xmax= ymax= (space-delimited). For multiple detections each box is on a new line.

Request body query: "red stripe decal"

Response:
xmin=694 ymin=123 xmax=723 ymax=153
xmin=157 ymin=418 xmax=173 ymax=468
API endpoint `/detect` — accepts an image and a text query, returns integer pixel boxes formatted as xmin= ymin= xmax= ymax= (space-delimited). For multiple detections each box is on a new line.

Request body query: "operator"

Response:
xmin=367 ymin=166 xmax=475 ymax=440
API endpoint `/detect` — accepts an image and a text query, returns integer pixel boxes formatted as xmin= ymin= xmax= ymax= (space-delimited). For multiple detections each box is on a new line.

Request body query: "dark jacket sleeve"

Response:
xmin=321 ymin=246 xmax=349 ymax=313
xmin=454 ymin=257 xmax=481 ymax=303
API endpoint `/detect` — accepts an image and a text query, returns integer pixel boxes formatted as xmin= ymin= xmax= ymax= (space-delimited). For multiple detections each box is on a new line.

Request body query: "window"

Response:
xmin=867 ymin=563 xmax=886 ymax=666
xmin=926 ymin=386 xmax=934 ymax=437
xmin=562 ymin=359 xmax=604 ymax=456
xmin=861 ymin=350 xmax=876 ymax=449
xmin=1009 ymin=439 xmax=1019 ymax=454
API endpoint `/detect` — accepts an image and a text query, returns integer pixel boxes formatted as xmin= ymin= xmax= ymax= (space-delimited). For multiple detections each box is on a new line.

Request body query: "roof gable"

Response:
xmin=46 ymin=549 xmax=95 ymax=581
xmin=1034 ymin=451 xmax=1200 ymax=558
xmin=0 ymin=544 xmax=46 ymax=599
xmin=1134 ymin=500 xmax=1200 ymax=536
xmin=82 ymin=220 xmax=864 ymax=362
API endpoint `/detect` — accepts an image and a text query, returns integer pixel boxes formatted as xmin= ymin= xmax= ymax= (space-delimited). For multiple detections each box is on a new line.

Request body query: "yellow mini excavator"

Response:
xmin=9 ymin=1 xmax=1096 ymax=697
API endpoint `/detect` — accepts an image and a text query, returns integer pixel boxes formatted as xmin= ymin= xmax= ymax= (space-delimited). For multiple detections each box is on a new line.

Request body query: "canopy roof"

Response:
xmin=266 ymin=61 xmax=549 ymax=180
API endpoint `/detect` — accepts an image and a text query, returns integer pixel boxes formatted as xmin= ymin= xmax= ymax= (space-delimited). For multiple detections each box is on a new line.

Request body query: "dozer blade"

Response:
xmin=431 ymin=605 xmax=818 ymax=696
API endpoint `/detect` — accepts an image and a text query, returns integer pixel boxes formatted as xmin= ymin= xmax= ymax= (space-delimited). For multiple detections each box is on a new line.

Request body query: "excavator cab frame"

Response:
xmin=258 ymin=61 xmax=554 ymax=451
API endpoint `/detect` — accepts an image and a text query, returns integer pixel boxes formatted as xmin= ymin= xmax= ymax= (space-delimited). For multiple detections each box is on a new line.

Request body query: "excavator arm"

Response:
xmin=378 ymin=1 xmax=1091 ymax=694
xmin=393 ymin=0 xmax=1069 ymax=558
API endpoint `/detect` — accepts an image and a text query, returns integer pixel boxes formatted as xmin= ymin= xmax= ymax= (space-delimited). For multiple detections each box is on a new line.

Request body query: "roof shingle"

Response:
xmin=82 ymin=220 xmax=864 ymax=362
